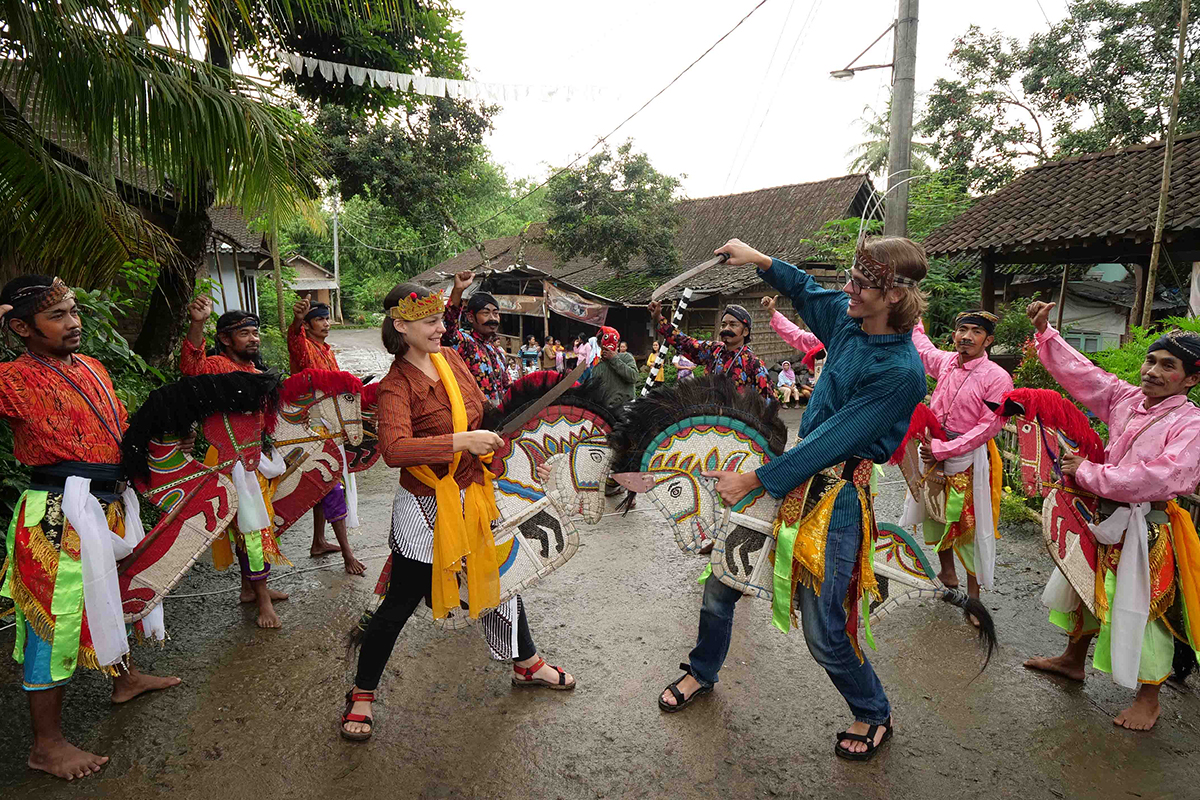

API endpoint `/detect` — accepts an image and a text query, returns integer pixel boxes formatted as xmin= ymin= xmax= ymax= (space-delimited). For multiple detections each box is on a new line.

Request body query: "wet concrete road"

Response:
xmin=2 ymin=328 xmax=1199 ymax=799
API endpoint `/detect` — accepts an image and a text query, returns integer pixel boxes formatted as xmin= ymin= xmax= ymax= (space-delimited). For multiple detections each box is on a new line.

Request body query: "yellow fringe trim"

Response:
xmin=26 ymin=524 xmax=62 ymax=575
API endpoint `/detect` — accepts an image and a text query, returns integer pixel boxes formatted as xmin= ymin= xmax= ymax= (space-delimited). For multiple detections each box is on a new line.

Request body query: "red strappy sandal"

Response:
xmin=512 ymin=658 xmax=576 ymax=690
xmin=340 ymin=689 xmax=375 ymax=741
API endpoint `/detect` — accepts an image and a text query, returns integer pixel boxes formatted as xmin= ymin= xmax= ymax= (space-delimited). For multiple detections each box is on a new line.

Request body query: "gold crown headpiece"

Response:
xmin=388 ymin=291 xmax=445 ymax=321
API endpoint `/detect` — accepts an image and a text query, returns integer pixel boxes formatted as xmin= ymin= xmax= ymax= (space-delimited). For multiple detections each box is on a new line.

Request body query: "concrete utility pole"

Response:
xmin=883 ymin=0 xmax=918 ymax=238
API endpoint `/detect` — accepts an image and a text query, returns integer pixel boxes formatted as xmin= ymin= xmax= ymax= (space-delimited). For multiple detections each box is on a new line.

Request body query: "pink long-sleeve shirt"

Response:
xmin=769 ymin=311 xmax=823 ymax=352
xmin=912 ymin=320 xmax=1014 ymax=460
xmin=1035 ymin=325 xmax=1200 ymax=502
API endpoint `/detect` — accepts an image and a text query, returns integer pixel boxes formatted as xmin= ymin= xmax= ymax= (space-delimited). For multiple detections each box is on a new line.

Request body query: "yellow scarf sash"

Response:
xmin=405 ymin=352 xmax=500 ymax=620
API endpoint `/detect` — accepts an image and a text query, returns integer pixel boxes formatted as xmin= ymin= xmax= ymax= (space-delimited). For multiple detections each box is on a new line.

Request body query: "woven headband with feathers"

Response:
xmin=121 ymin=372 xmax=282 ymax=479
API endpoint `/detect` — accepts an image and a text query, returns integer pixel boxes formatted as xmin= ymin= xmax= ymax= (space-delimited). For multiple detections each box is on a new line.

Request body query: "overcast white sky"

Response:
xmin=453 ymin=0 xmax=1068 ymax=199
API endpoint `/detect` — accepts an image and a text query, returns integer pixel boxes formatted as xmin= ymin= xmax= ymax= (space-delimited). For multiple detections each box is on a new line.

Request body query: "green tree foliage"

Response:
xmin=543 ymin=141 xmax=684 ymax=278
xmin=256 ymin=0 xmax=468 ymax=117
xmin=1091 ymin=316 xmax=1200 ymax=404
xmin=923 ymin=1 xmax=1200 ymax=193
xmin=799 ymin=171 xmax=980 ymax=340
xmin=845 ymin=101 xmax=935 ymax=178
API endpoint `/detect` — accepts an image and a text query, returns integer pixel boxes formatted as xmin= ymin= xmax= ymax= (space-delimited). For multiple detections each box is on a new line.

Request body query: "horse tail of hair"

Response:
xmin=939 ymin=588 xmax=998 ymax=674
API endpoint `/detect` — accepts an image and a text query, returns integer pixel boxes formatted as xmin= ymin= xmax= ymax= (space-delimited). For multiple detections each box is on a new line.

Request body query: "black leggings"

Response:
xmin=354 ymin=553 xmax=537 ymax=690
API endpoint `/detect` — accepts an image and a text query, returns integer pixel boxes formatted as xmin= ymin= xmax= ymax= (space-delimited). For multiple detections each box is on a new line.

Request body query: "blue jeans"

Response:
xmin=685 ymin=522 xmax=891 ymax=724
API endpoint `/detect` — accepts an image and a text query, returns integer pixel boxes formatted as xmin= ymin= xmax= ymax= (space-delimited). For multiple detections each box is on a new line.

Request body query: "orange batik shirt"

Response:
xmin=0 ymin=353 xmax=130 ymax=676
xmin=0 ymin=353 xmax=127 ymax=465
xmin=179 ymin=337 xmax=262 ymax=375
xmin=287 ymin=320 xmax=340 ymax=374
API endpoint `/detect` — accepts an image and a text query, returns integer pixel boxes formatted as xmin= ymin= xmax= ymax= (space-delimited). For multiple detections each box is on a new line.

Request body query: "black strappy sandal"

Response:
xmin=834 ymin=718 xmax=893 ymax=761
xmin=657 ymin=664 xmax=713 ymax=713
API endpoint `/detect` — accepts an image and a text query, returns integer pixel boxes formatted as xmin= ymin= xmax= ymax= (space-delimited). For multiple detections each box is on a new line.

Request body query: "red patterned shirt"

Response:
xmin=287 ymin=320 xmax=340 ymax=374
xmin=442 ymin=302 xmax=510 ymax=406
xmin=657 ymin=318 xmax=773 ymax=399
xmin=0 ymin=353 xmax=128 ymax=465
xmin=180 ymin=337 xmax=262 ymax=375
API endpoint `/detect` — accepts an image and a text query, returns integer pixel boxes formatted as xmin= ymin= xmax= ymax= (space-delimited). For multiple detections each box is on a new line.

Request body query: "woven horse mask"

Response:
xmin=119 ymin=372 xmax=281 ymax=622
xmin=269 ymin=369 xmax=366 ymax=535
xmin=608 ymin=375 xmax=996 ymax=663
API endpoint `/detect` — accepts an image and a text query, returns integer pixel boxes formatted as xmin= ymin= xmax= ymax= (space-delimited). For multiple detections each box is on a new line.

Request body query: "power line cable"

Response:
xmin=721 ymin=0 xmax=801 ymax=192
xmin=448 ymin=0 xmax=779 ymax=241
xmin=728 ymin=0 xmax=824 ymax=191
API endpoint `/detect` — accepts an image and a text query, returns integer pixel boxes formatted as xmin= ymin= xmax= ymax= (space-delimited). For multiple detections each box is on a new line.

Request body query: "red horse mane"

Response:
xmin=361 ymin=381 xmax=381 ymax=409
xmin=997 ymin=388 xmax=1106 ymax=462
xmin=889 ymin=403 xmax=946 ymax=465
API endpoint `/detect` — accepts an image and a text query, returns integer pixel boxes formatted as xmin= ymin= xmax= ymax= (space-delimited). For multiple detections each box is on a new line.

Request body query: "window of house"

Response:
xmin=1064 ymin=332 xmax=1103 ymax=352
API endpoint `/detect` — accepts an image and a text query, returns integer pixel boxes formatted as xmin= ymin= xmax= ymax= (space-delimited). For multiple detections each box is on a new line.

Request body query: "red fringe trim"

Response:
xmin=889 ymin=403 xmax=946 ymax=465
xmin=361 ymin=381 xmax=380 ymax=410
xmin=997 ymin=388 xmax=1106 ymax=462
xmin=800 ymin=344 xmax=826 ymax=372
xmin=279 ymin=369 xmax=364 ymax=404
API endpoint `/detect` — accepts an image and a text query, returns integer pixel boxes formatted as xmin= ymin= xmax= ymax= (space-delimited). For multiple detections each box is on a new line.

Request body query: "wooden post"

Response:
xmin=980 ymin=252 xmax=996 ymax=313
xmin=1055 ymin=264 xmax=1069 ymax=328
xmin=1130 ymin=260 xmax=1148 ymax=335
xmin=1142 ymin=0 xmax=1188 ymax=327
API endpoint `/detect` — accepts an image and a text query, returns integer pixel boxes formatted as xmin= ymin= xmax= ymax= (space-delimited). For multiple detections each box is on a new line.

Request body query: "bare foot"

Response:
xmin=837 ymin=718 xmax=892 ymax=755
xmin=1114 ymin=693 xmax=1160 ymax=731
xmin=1023 ymin=655 xmax=1086 ymax=682
xmin=343 ymin=555 xmax=366 ymax=576
xmin=661 ymin=673 xmax=702 ymax=707
xmin=111 ymin=668 xmax=182 ymax=704
xmin=28 ymin=739 xmax=109 ymax=781
xmin=936 ymin=568 xmax=959 ymax=589
xmin=310 ymin=541 xmax=341 ymax=557
xmin=239 ymin=587 xmax=289 ymax=604
xmin=257 ymin=605 xmax=282 ymax=629
xmin=968 ymin=613 xmax=981 ymax=629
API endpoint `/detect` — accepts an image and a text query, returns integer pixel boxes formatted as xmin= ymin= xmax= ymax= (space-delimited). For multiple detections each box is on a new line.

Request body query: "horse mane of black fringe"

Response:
xmin=608 ymin=373 xmax=787 ymax=476
xmin=482 ymin=369 xmax=617 ymax=432
xmin=122 ymin=372 xmax=281 ymax=479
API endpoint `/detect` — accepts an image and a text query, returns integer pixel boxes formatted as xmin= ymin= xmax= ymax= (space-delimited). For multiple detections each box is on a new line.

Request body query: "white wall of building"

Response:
xmin=1059 ymin=293 xmax=1127 ymax=352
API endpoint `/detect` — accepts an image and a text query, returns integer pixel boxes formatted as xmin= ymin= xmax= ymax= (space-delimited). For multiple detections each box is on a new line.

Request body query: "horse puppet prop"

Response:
xmin=118 ymin=371 xmax=281 ymax=622
xmin=986 ymin=388 xmax=1108 ymax=613
xmin=268 ymin=369 xmax=366 ymax=536
xmin=609 ymin=375 xmax=997 ymax=665
xmin=362 ymin=370 xmax=615 ymax=633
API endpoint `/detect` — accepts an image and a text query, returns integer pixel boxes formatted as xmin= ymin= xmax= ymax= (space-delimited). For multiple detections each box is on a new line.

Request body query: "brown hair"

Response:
xmin=381 ymin=282 xmax=435 ymax=356
xmin=861 ymin=237 xmax=928 ymax=333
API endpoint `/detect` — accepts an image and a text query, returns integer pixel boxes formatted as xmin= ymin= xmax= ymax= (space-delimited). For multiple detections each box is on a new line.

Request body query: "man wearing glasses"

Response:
xmin=661 ymin=236 xmax=928 ymax=764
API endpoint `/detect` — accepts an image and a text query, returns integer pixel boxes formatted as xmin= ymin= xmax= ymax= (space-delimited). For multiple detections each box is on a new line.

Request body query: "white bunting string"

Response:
xmin=282 ymin=52 xmax=612 ymax=104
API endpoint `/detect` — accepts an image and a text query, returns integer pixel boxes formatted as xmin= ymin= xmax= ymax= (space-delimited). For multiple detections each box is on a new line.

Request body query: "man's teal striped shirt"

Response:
xmin=755 ymin=258 xmax=927 ymax=531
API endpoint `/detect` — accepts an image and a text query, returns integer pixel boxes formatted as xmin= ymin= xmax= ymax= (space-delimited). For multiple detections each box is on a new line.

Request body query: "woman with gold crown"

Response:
xmin=339 ymin=283 xmax=576 ymax=742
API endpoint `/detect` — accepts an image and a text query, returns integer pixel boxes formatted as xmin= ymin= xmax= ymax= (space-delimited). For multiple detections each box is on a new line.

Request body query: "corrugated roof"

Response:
xmin=924 ymin=132 xmax=1200 ymax=258
xmin=1066 ymin=279 xmax=1187 ymax=311
xmin=414 ymin=175 xmax=877 ymax=304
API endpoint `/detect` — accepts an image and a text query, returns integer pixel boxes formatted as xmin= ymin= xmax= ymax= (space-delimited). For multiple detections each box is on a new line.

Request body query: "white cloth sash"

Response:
xmin=899 ymin=443 xmax=996 ymax=589
xmin=61 ymin=477 xmax=128 ymax=667
xmin=336 ymin=442 xmax=361 ymax=529
xmin=231 ymin=461 xmax=271 ymax=534
xmin=116 ymin=487 xmax=166 ymax=641
xmin=1090 ymin=503 xmax=1152 ymax=689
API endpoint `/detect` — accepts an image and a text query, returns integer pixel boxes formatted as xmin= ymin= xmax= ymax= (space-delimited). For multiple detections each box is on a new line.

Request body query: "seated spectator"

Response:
xmin=776 ymin=360 xmax=802 ymax=408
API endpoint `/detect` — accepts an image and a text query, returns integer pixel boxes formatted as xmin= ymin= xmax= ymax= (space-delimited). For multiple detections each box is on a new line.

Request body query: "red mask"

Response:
xmin=598 ymin=326 xmax=620 ymax=351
